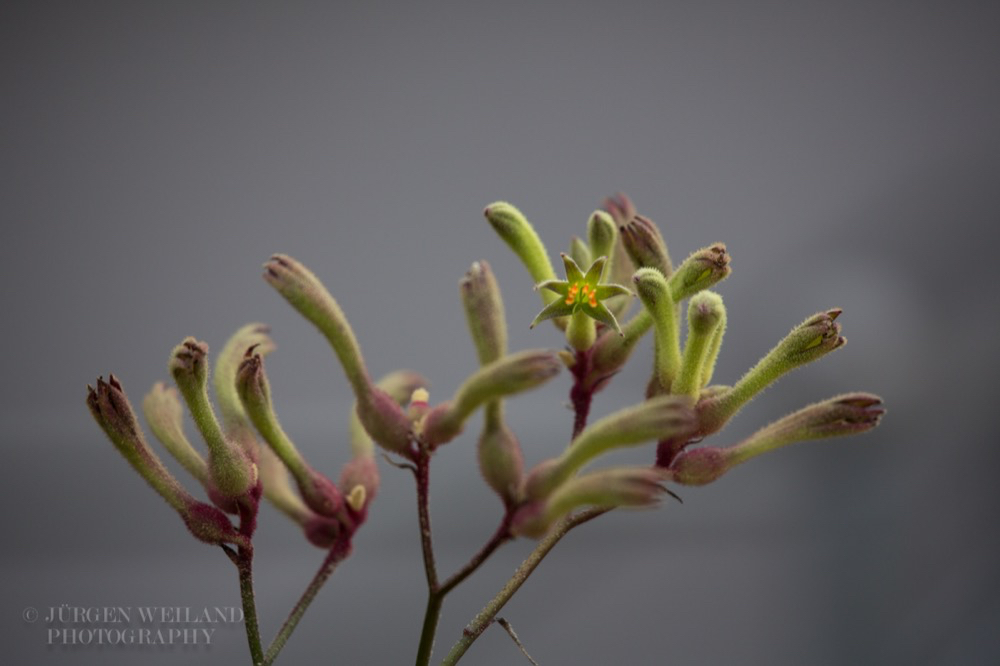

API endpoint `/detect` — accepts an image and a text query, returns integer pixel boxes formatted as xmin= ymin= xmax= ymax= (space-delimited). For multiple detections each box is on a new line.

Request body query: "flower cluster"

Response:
xmin=86 ymin=192 xmax=883 ymax=665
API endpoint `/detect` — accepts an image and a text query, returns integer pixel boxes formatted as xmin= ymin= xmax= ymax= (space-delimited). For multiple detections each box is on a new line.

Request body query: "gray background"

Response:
xmin=3 ymin=1 xmax=999 ymax=664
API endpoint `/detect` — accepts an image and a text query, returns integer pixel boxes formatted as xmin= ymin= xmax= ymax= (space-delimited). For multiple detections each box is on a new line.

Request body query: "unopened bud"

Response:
xmin=87 ymin=376 xmax=247 ymax=548
xmin=236 ymin=351 xmax=342 ymax=517
xmin=349 ymin=369 xmax=426 ymax=460
xmin=674 ymin=291 xmax=726 ymax=399
xmin=214 ymin=323 xmax=275 ymax=456
xmin=599 ymin=192 xmax=636 ymax=227
xmin=460 ymin=261 xmax=507 ymax=366
xmin=619 ymin=214 xmax=673 ymax=277
xmin=698 ymin=309 xmax=847 ymax=436
xmin=142 ymin=382 xmax=209 ymax=486
xmin=422 ymin=349 xmax=561 ymax=446
xmin=668 ymin=243 xmax=731 ymax=302
xmin=587 ymin=210 xmax=617 ymax=268
xmin=568 ymin=236 xmax=592 ymax=271
xmin=633 ymin=268 xmax=682 ymax=393
xmin=264 ymin=255 xmax=412 ymax=453
xmin=169 ymin=338 xmax=257 ymax=498
xmin=483 ymin=201 xmax=558 ymax=289
xmin=478 ymin=418 xmax=524 ymax=508
xmin=512 ymin=467 xmax=668 ymax=538
xmin=672 ymin=393 xmax=884 ymax=485
xmin=525 ymin=395 xmax=695 ymax=500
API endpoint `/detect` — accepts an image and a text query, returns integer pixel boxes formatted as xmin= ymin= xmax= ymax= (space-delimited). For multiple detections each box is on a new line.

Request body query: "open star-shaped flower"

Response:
xmin=530 ymin=254 xmax=632 ymax=335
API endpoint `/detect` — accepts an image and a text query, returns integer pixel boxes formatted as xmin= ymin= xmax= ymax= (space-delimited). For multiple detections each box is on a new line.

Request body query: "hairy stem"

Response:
xmin=263 ymin=537 xmax=352 ymax=666
xmin=441 ymin=508 xmax=607 ymax=665
xmin=414 ymin=447 xmax=439 ymax=666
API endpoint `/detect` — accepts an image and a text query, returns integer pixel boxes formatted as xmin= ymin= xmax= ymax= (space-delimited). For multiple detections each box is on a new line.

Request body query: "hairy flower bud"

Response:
xmin=668 ymin=243 xmax=731 ymax=302
xmin=483 ymin=201 xmax=558 ymax=293
xmin=236 ymin=351 xmax=342 ymax=517
xmin=672 ymin=393 xmax=884 ymax=485
xmin=460 ymin=261 xmax=507 ymax=366
xmin=587 ymin=210 xmax=617 ymax=270
xmin=674 ymin=291 xmax=726 ymax=399
xmin=143 ymin=382 xmax=209 ymax=486
xmin=633 ymin=268 xmax=682 ymax=393
xmin=87 ymin=376 xmax=248 ymax=548
xmin=512 ymin=467 xmax=668 ymax=538
xmin=169 ymin=338 xmax=257 ymax=498
xmin=421 ymin=349 xmax=561 ymax=446
xmin=214 ymin=323 xmax=275 ymax=454
xmin=568 ymin=236 xmax=592 ymax=270
xmin=698 ymin=309 xmax=847 ymax=436
xmin=478 ymin=418 xmax=524 ymax=508
xmin=525 ymin=395 xmax=696 ymax=500
xmin=619 ymin=214 xmax=673 ymax=277
xmin=263 ymin=254 xmax=413 ymax=454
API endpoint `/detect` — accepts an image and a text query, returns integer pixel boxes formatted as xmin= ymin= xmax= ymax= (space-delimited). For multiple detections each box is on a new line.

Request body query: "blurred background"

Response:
xmin=3 ymin=1 xmax=998 ymax=664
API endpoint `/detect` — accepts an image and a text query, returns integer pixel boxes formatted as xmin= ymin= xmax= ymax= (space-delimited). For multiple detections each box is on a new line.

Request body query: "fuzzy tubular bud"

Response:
xmin=142 ymin=382 xmax=209 ymax=486
xmin=460 ymin=261 xmax=507 ymax=366
xmin=668 ymin=243 xmax=731 ymax=302
xmin=619 ymin=214 xmax=673 ymax=277
xmin=214 ymin=323 xmax=275 ymax=456
xmin=697 ymin=309 xmax=847 ymax=436
xmin=633 ymin=268 xmax=682 ymax=393
xmin=484 ymin=202 xmax=565 ymax=330
xmin=235 ymin=352 xmax=342 ymax=517
xmin=169 ymin=338 xmax=257 ymax=498
xmin=512 ymin=466 xmax=667 ymax=538
xmin=524 ymin=395 xmax=695 ymax=500
xmin=421 ymin=349 xmax=561 ymax=447
xmin=568 ymin=236 xmax=593 ymax=271
xmin=672 ymin=393 xmax=884 ymax=485
xmin=87 ymin=376 xmax=248 ymax=548
xmin=674 ymin=291 xmax=726 ymax=399
xmin=587 ymin=211 xmax=617 ymax=273
xmin=263 ymin=254 xmax=413 ymax=454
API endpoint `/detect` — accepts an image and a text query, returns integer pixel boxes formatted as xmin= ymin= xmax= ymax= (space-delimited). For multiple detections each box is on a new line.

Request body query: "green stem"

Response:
xmin=440 ymin=507 xmax=607 ymax=665
xmin=237 ymin=553 xmax=264 ymax=666
xmin=263 ymin=538 xmax=351 ymax=666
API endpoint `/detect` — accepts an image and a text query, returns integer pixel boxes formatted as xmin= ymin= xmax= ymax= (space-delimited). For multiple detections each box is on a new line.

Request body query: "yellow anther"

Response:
xmin=410 ymin=388 xmax=429 ymax=405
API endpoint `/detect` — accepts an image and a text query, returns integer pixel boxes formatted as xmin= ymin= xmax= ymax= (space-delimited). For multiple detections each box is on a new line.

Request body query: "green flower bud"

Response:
xmin=633 ymin=268 xmax=682 ymax=393
xmin=568 ymin=236 xmax=592 ymax=271
xmin=512 ymin=466 xmax=668 ymax=538
xmin=587 ymin=210 xmax=617 ymax=271
xmin=142 ymin=382 xmax=209 ymax=486
xmin=460 ymin=261 xmax=507 ymax=366
xmin=619 ymin=214 xmax=673 ymax=277
xmin=483 ymin=201 xmax=558 ymax=295
xmin=264 ymin=254 xmax=413 ymax=454
xmin=235 ymin=351 xmax=342 ymax=517
xmin=214 ymin=323 xmax=275 ymax=456
xmin=87 ymin=376 xmax=248 ymax=548
xmin=169 ymin=338 xmax=257 ymax=498
xmin=524 ymin=395 xmax=695 ymax=500
xmin=698 ymin=309 xmax=847 ymax=436
xmin=421 ymin=349 xmax=562 ymax=446
xmin=672 ymin=393 xmax=884 ymax=485
xmin=674 ymin=291 xmax=725 ymax=399
xmin=668 ymin=243 xmax=731 ymax=302
xmin=478 ymin=417 xmax=524 ymax=508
